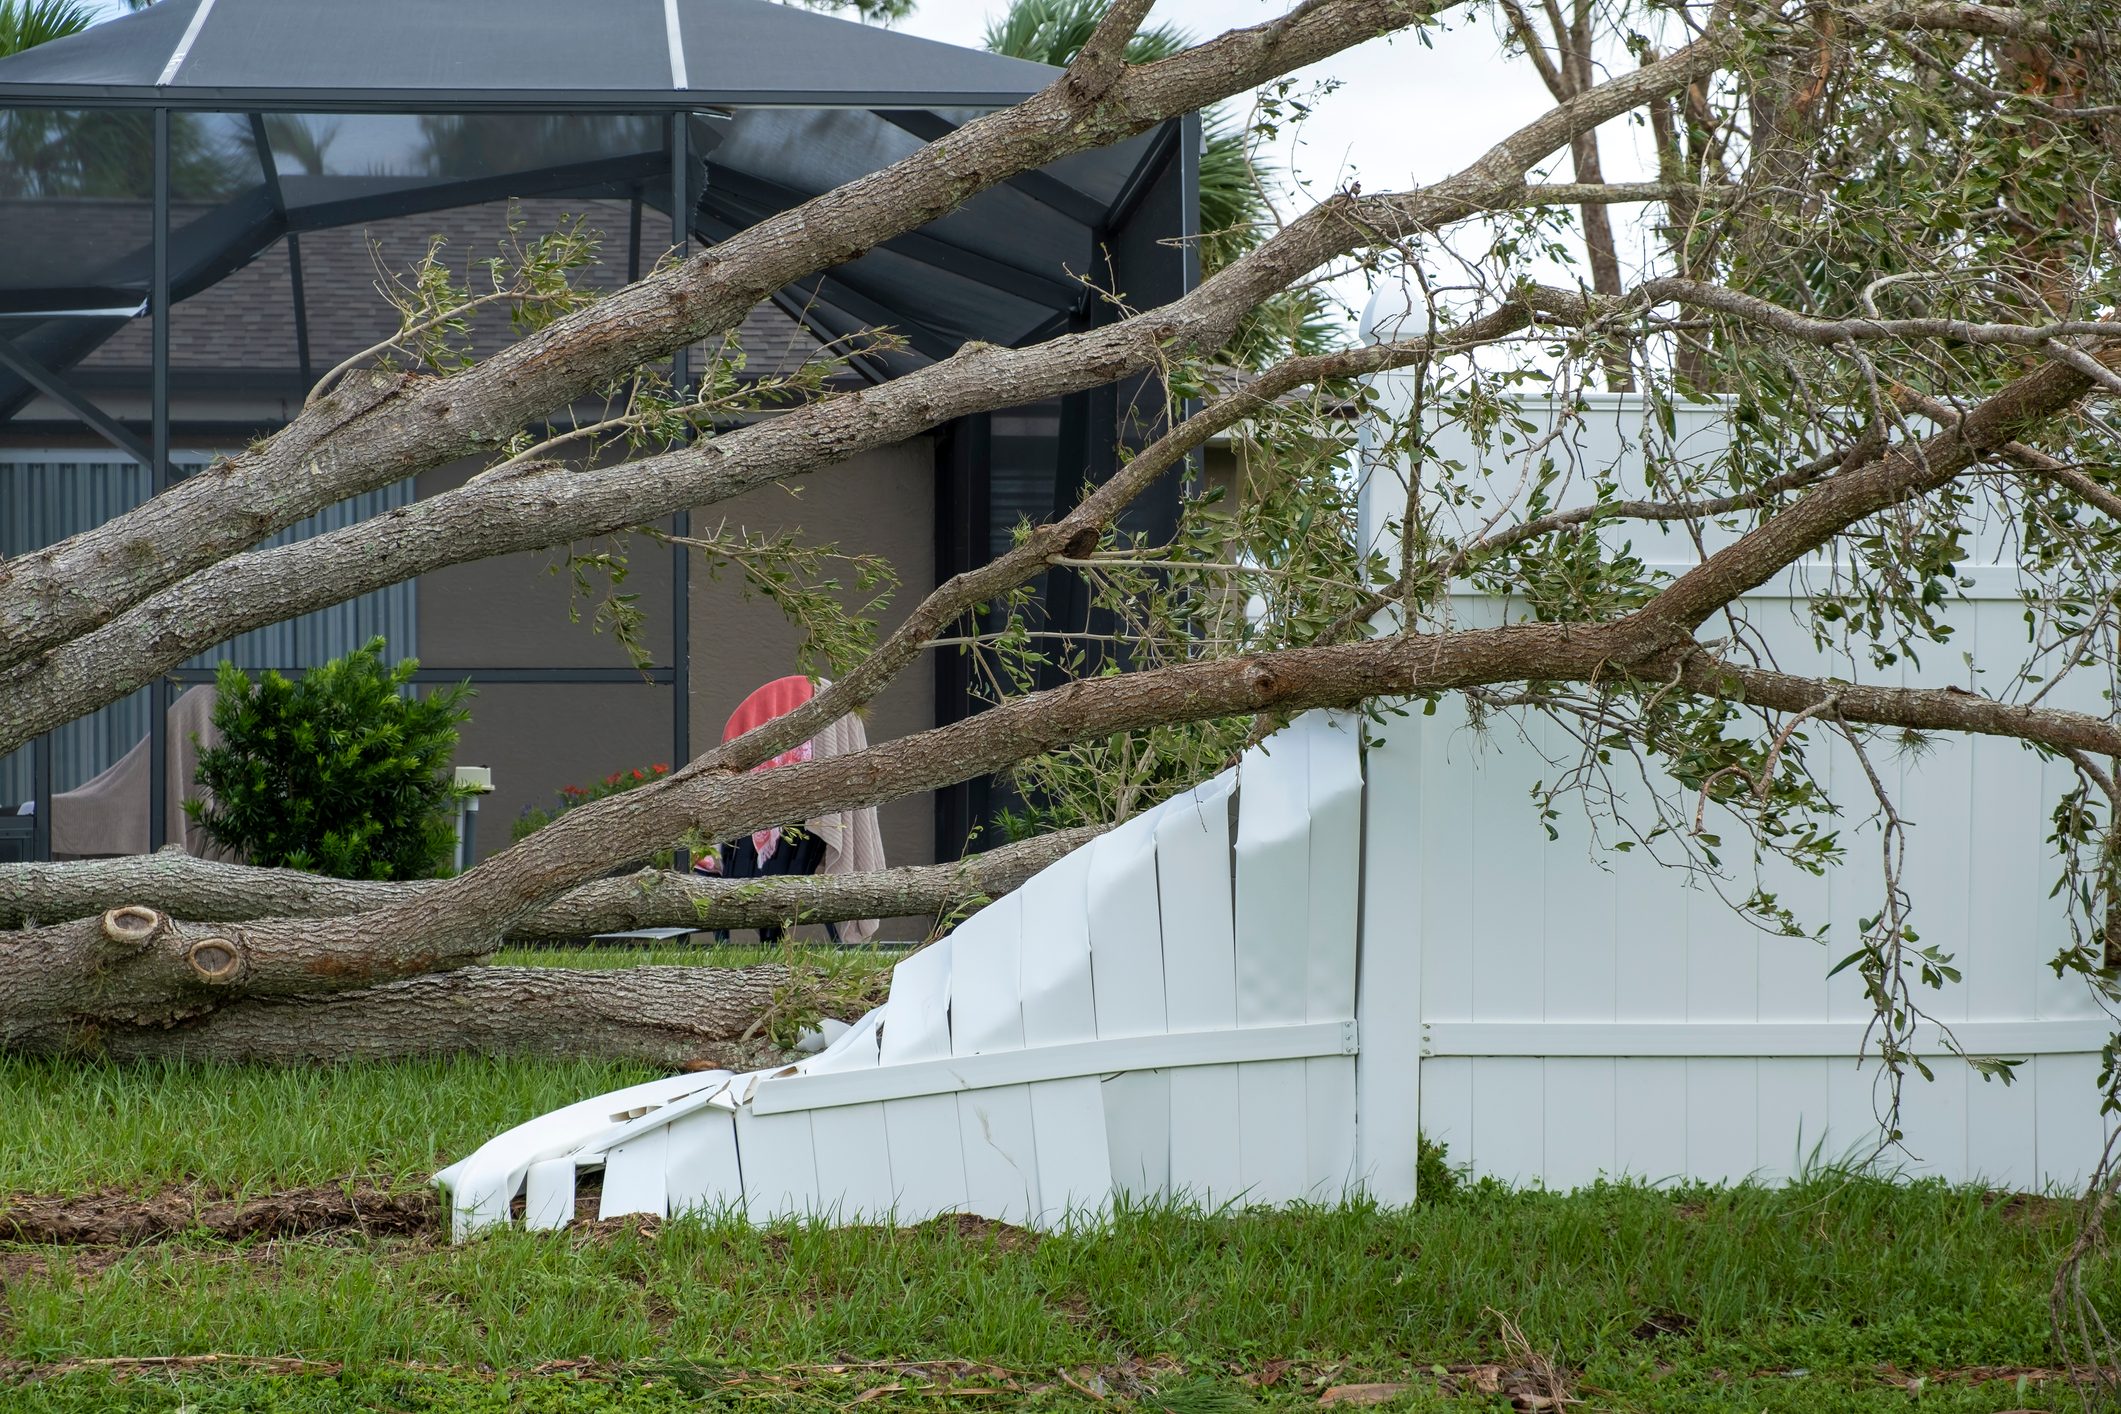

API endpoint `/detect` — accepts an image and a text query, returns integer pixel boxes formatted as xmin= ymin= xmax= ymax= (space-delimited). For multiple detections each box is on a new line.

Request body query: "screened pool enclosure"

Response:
xmin=0 ymin=0 xmax=1198 ymax=862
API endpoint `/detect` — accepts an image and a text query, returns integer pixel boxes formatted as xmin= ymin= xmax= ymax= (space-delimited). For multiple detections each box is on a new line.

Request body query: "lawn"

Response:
xmin=2 ymin=1049 xmax=2112 ymax=1412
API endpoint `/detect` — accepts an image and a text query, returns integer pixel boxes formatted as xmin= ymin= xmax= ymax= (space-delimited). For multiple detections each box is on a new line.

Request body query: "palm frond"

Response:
xmin=0 ymin=0 xmax=96 ymax=58
xmin=982 ymin=0 xmax=1187 ymax=70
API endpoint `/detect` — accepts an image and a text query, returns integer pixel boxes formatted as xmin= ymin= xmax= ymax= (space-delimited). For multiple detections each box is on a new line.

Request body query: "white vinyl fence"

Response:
xmin=438 ymin=329 xmax=2118 ymax=1236
xmin=1354 ymin=355 xmax=2114 ymax=1192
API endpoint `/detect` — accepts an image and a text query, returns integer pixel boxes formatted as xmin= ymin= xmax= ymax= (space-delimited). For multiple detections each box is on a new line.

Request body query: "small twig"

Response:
xmin=1757 ymin=693 xmax=1839 ymax=802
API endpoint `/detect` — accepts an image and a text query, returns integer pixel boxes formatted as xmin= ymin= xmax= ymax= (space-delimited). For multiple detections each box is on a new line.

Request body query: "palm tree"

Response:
xmin=0 ymin=0 xmax=95 ymax=58
xmin=984 ymin=0 xmax=1336 ymax=365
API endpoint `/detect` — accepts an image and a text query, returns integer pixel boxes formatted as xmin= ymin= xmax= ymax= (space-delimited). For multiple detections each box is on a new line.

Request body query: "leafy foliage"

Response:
xmin=0 ymin=0 xmax=91 ymax=57
xmin=187 ymin=640 xmax=472 ymax=881
xmin=989 ymin=375 xmax=1378 ymax=837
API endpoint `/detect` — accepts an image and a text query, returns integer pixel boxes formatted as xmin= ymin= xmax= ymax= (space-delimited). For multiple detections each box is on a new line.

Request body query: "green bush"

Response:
xmin=186 ymin=639 xmax=473 ymax=880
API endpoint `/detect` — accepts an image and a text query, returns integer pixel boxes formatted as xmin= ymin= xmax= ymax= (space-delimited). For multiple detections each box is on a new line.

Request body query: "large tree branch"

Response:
xmin=17 ymin=606 xmax=2121 ymax=1051
xmin=1845 ymin=1 xmax=2080 ymax=44
xmin=1618 ymin=339 xmax=2121 ymax=645
xmin=1671 ymin=649 xmax=2121 ymax=758
xmin=0 ymin=0 xmax=1451 ymax=673
xmin=1639 ymin=278 xmax=2121 ymax=348
xmin=0 ymin=618 xmax=1617 ymax=1048
xmin=4 ymin=964 xmax=820 ymax=1067
xmin=0 ymin=827 xmax=1098 ymax=934
xmin=0 ymin=30 xmax=1737 ymax=757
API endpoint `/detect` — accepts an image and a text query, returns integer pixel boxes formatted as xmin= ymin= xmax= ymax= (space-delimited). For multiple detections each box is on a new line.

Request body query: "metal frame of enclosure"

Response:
xmin=0 ymin=0 xmax=1198 ymax=862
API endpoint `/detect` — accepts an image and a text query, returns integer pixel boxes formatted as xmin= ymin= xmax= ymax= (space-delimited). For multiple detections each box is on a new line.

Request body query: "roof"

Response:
xmin=76 ymin=198 xmax=829 ymax=382
xmin=0 ymin=0 xmax=1060 ymax=109
xmin=0 ymin=3 xmax=1193 ymax=424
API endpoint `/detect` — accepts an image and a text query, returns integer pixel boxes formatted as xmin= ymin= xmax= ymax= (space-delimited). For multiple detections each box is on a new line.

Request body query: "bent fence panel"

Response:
xmin=439 ymin=518 xmax=2117 ymax=1234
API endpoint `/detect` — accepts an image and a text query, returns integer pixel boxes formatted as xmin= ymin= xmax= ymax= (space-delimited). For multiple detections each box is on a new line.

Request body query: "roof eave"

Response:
xmin=0 ymin=86 xmax=1045 ymax=111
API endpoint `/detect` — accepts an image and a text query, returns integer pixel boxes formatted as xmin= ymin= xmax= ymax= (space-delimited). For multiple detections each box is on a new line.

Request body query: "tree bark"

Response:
xmin=0 ymin=827 xmax=1099 ymax=934
xmin=0 ymin=0 xmax=1447 ymax=675
xmin=5 ymin=964 xmax=820 ymax=1067
xmin=0 ymin=31 xmax=1739 ymax=756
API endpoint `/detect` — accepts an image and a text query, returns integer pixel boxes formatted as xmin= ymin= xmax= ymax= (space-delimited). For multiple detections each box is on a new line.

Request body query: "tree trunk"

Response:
xmin=4 ymin=964 xmax=824 ymax=1067
xmin=0 ymin=828 xmax=1098 ymax=935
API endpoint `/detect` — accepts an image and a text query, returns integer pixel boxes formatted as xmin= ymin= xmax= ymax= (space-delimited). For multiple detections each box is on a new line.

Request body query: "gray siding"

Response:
xmin=0 ymin=452 xmax=416 ymax=801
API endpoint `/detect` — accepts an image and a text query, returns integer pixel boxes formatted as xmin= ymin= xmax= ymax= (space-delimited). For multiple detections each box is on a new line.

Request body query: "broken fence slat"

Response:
xmin=598 ymin=1127 xmax=670 ymax=1220
xmin=664 ymin=1106 xmax=743 ymax=1220
xmin=750 ymin=1020 xmax=1358 ymax=1115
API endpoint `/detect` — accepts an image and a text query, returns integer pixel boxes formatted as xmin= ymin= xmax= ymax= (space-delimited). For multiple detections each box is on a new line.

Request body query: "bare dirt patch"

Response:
xmin=917 ymin=1212 xmax=1042 ymax=1253
xmin=0 ymin=1181 xmax=438 ymax=1246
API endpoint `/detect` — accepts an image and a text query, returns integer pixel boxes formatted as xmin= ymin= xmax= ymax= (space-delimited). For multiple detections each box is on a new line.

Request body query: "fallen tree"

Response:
xmin=55 ymin=964 xmax=843 ymax=1068
xmin=0 ymin=827 xmax=1098 ymax=937
xmin=1 ymin=0 xmax=2117 ymax=1137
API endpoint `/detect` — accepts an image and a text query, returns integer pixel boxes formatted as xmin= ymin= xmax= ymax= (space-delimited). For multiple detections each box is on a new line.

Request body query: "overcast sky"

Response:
xmin=891 ymin=0 xmax=1670 ymax=326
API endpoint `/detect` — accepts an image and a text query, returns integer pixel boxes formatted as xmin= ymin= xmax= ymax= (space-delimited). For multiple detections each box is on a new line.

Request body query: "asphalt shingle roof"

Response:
xmin=78 ymin=197 xmax=825 ymax=380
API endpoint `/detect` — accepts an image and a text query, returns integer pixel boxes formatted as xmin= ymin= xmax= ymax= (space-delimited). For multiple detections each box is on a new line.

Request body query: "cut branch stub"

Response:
xmin=186 ymin=936 xmax=246 ymax=984
xmin=99 ymin=906 xmax=164 ymax=948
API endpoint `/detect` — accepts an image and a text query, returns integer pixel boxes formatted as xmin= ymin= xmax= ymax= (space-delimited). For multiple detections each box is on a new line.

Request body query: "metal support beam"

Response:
xmin=283 ymin=150 xmax=668 ymax=234
xmin=0 ymin=336 xmax=153 ymax=466
xmin=703 ymin=163 xmax=1083 ymax=312
xmin=869 ymin=109 xmax=1109 ymax=227
xmin=628 ymin=191 xmax=643 ymax=282
xmin=288 ymin=235 xmax=313 ymax=388
xmin=670 ymin=114 xmax=693 ymax=850
xmin=149 ymin=107 xmax=172 ymax=853
xmin=31 ymin=731 xmax=51 ymax=863
xmin=1100 ymin=119 xmax=1182 ymax=238
xmin=250 ymin=117 xmax=316 ymax=391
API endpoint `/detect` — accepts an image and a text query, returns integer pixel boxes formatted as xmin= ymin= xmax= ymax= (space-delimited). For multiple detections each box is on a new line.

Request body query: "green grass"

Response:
xmin=0 ymin=1055 xmax=661 ymax=1196
xmin=4 ymin=1054 xmax=2117 ymax=1411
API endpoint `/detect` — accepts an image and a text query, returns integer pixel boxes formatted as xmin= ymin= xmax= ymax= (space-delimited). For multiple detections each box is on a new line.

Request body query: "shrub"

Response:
xmin=1418 ymin=1132 xmax=1464 ymax=1203
xmin=187 ymin=639 xmax=473 ymax=880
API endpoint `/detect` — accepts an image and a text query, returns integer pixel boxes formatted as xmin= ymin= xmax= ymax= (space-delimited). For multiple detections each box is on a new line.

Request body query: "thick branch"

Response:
xmin=1846 ymin=2 xmax=2075 ymax=44
xmin=0 ymin=32 xmax=1735 ymax=756
xmin=5 ymin=965 xmax=813 ymax=1067
xmin=1640 ymin=278 xmax=2121 ymax=348
xmin=0 ymin=618 xmax=1614 ymax=1049
xmin=1620 ymin=340 xmax=2119 ymax=643
xmin=0 ymin=0 xmax=1450 ymax=673
xmin=17 ymin=604 xmax=2121 ymax=1047
xmin=1672 ymin=650 xmax=2121 ymax=759
xmin=0 ymin=828 xmax=1097 ymax=934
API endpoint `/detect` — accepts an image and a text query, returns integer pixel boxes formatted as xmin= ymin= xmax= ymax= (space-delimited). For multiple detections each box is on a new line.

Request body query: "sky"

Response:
xmin=889 ymin=0 xmax=1670 ymax=328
